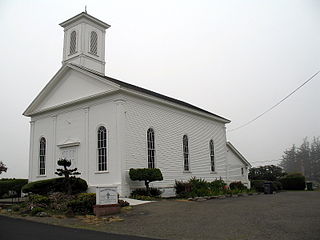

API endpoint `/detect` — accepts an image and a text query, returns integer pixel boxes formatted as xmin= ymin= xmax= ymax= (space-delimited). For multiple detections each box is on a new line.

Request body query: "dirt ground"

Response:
xmin=2 ymin=191 xmax=320 ymax=240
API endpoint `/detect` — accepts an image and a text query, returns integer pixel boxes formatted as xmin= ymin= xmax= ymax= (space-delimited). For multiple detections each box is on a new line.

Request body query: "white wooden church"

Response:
xmin=24 ymin=12 xmax=251 ymax=197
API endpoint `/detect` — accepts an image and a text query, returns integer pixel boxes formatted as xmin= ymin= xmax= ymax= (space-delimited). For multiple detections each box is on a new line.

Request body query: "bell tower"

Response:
xmin=60 ymin=12 xmax=111 ymax=74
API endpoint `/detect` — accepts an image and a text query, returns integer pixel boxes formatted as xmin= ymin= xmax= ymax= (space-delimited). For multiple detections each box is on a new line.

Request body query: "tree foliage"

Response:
xmin=0 ymin=161 xmax=8 ymax=174
xmin=55 ymin=158 xmax=80 ymax=195
xmin=249 ymin=165 xmax=285 ymax=181
xmin=129 ymin=168 xmax=163 ymax=194
xmin=280 ymin=137 xmax=320 ymax=182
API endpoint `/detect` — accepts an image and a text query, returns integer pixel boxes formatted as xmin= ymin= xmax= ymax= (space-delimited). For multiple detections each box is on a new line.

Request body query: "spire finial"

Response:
xmin=85 ymin=5 xmax=87 ymax=13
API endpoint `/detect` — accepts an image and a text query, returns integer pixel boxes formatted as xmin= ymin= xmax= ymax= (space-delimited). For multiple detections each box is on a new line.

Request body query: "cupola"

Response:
xmin=59 ymin=12 xmax=111 ymax=74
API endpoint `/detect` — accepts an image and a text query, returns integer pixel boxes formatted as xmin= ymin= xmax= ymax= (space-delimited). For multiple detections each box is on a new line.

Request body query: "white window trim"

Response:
xmin=209 ymin=139 xmax=215 ymax=173
xmin=38 ymin=136 xmax=46 ymax=176
xmin=182 ymin=134 xmax=190 ymax=172
xmin=146 ymin=127 xmax=156 ymax=169
xmin=96 ymin=125 xmax=109 ymax=172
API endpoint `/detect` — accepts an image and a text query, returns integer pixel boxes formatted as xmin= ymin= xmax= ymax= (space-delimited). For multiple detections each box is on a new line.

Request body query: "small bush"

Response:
xmin=30 ymin=207 xmax=45 ymax=216
xmin=49 ymin=192 xmax=75 ymax=212
xmin=118 ymin=199 xmax=130 ymax=207
xmin=130 ymin=195 xmax=155 ymax=201
xmin=67 ymin=193 xmax=96 ymax=215
xmin=209 ymin=179 xmax=227 ymax=192
xmin=271 ymin=181 xmax=282 ymax=192
xmin=251 ymin=180 xmax=265 ymax=192
xmin=22 ymin=178 xmax=87 ymax=195
xmin=229 ymin=181 xmax=247 ymax=190
xmin=29 ymin=194 xmax=50 ymax=205
xmin=129 ymin=168 xmax=163 ymax=194
xmin=174 ymin=180 xmax=192 ymax=198
xmin=0 ymin=179 xmax=28 ymax=198
xmin=131 ymin=188 xmax=162 ymax=197
xmin=280 ymin=173 xmax=306 ymax=190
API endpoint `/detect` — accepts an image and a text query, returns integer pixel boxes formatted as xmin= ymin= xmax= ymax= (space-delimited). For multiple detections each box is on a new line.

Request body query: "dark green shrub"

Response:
xmin=271 ymin=181 xmax=282 ymax=191
xmin=188 ymin=177 xmax=210 ymax=197
xmin=251 ymin=180 xmax=265 ymax=192
xmin=0 ymin=179 xmax=28 ymax=197
xmin=22 ymin=177 xmax=87 ymax=195
xmin=229 ymin=181 xmax=247 ymax=190
xmin=29 ymin=194 xmax=50 ymax=205
xmin=67 ymin=193 xmax=96 ymax=215
xmin=30 ymin=207 xmax=45 ymax=216
xmin=118 ymin=199 xmax=130 ymax=207
xmin=280 ymin=173 xmax=306 ymax=190
xmin=48 ymin=192 xmax=75 ymax=212
xmin=129 ymin=168 xmax=163 ymax=194
xmin=174 ymin=180 xmax=192 ymax=198
xmin=209 ymin=179 xmax=227 ymax=192
xmin=131 ymin=187 xmax=162 ymax=197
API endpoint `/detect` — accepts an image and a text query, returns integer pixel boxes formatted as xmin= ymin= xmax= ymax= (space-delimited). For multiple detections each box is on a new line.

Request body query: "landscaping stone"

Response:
xmin=36 ymin=212 xmax=49 ymax=217
xmin=218 ymin=195 xmax=226 ymax=199
xmin=196 ymin=197 xmax=207 ymax=202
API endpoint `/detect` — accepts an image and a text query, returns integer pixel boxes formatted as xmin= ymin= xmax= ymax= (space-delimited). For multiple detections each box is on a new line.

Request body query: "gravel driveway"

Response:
xmin=102 ymin=191 xmax=320 ymax=240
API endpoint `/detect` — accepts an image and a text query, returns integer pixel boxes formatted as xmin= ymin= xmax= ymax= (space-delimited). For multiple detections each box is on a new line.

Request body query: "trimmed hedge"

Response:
xmin=0 ymin=178 xmax=28 ymax=197
xmin=129 ymin=168 xmax=163 ymax=183
xmin=251 ymin=180 xmax=265 ymax=192
xmin=280 ymin=173 xmax=305 ymax=190
xmin=251 ymin=180 xmax=283 ymax=192
xmin=22 ymin=177 xmax=87 ymax=195
xmin=131 ymin=188 xmax=162 ymax=197
xmin=67 ymin=193 xmax=96 ymax=215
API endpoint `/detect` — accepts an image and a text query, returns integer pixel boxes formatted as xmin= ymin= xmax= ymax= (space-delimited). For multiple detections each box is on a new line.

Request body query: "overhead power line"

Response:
xmin=228 ymin=69 xmax=320 ymax=132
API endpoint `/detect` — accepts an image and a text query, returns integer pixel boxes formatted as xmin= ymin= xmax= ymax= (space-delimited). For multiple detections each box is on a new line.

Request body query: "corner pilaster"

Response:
xmin=28 ymin=121 xmax=35 ymax=181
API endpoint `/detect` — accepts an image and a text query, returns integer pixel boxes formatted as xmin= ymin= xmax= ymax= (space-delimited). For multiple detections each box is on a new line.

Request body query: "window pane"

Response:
xmin=97 ymin=126 xmax=107 ymax=171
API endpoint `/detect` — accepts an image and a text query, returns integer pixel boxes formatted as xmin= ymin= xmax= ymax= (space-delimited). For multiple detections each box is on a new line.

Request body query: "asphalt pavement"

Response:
xmin=0 ymin=215 xmax=159 ymax=240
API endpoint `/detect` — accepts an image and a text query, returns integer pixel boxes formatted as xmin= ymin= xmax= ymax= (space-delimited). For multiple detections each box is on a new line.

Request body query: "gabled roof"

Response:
xmin=59 ymin=12 xmax=111 ymax=29
xmin=227 ymin=142 xmax=251 ymax=167
xmin=70 ymin=64 xmax=231 ymax=123
xmin=24 ymin=63 xmax=230 ymax=123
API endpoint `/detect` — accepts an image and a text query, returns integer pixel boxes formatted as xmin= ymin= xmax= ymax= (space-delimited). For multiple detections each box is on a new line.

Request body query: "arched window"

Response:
xmin=209 ymin=140 xmax=215 ymax=172
xmin=39 ymin=137 xmax=46 ymax=175
xmin=97 ymin=126 xmax=107 ymax=171
xmin=69 ymin=31 xmax=77 ymax=55
xmin=147 ymin=128 xmax=155 ymax=168
xmin=183 ymin=135 xmax=189 ymax=171
xmin=90 ymin=31 xmax=98 ymax=55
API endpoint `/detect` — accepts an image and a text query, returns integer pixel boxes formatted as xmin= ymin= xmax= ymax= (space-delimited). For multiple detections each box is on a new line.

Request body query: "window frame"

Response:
xmin=209 ymin=139 xmax=215 ymax=172
xmin=147 ymin=128 xmax=155 ymax=169
xmin=39 ymin=137 xmax=46 ymax=176
xmin=183 ymin=135 xmax=190 ymax=172
xmin=97 ymin=125 xmax=108 ymax=172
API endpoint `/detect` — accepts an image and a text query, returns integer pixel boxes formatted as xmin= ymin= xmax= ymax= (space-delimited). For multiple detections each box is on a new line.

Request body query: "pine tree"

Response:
xmin=55 ymin=158 xmax=80 ymax=195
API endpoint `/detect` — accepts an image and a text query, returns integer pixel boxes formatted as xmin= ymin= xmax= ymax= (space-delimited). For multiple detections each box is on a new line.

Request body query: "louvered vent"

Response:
xmin=90 ymin=31 xmax=98 ymax=55
xmin=69 ymin=31 xmax=77 ymax=55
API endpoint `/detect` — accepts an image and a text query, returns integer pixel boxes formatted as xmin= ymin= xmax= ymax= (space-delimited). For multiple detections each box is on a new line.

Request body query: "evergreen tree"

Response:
xmin=0 ymin=161 xmax=7 ymax=174
xmin=55 ymin=158 xmax=80 ymax=195
xmin=280 ymin=137 xmax=320 ymax=182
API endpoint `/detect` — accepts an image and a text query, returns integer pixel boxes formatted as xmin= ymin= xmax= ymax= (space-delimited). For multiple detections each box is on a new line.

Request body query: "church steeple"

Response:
xmin=59 ymin=12 xmax=110 ymax=74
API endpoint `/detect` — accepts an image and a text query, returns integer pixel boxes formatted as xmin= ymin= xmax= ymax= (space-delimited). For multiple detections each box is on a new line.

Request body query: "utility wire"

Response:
xmin=228 ymin=70 xmax=320 ymax=132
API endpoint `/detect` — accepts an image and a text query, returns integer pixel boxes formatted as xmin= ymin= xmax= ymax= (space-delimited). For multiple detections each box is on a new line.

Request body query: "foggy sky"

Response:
xmin=0 ymin=0 xmax=319 ymax=178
